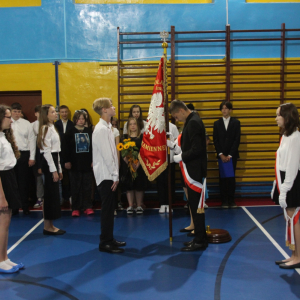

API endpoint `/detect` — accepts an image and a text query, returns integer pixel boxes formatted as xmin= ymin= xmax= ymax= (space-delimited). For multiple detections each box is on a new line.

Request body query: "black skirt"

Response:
xmin=0 ymin=168 xmax=21 ymax=210
xmin=41 ymin=153 xmax=61 ymax=220
xmin=273 ymin=171 xmax=300 ymax=208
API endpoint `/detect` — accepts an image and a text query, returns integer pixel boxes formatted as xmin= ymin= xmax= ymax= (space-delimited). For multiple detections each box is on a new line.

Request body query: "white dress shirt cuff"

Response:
xmin=49 ymin=162 xmax=57 ymax=173
xmin=112 ymin=174 xmax=119 ymax=182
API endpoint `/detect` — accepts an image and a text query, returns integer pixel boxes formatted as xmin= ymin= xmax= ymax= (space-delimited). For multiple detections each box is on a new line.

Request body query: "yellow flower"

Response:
xmin=123 ymin=139 xmax=128 ymax=142
xmin=117 ymin=143 xmax=123 ymax=151
xmin=124 ymin=144 xmax=130 ymax=150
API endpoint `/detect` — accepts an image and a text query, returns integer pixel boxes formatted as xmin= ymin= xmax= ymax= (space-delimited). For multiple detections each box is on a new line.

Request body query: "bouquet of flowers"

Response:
xmin=117 ymin=138 xmax=139 ymax=180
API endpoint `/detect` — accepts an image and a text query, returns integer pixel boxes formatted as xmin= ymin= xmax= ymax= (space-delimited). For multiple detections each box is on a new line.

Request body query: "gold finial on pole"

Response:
xmin=160 ymin=31 xmax=169 ymax=56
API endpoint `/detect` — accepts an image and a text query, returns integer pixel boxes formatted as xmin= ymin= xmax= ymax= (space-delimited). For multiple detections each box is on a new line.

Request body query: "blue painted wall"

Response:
xmin=0 ymin=0 xmax=299 ymax=63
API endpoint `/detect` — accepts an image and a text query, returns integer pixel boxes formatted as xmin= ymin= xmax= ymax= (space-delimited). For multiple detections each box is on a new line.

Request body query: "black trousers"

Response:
xmin=219 ymin=158 xmax=237 ymax=203
xmin=69 ymin=170 xmax=93 ymax=211
xmin=187 ymin=185 xmax=207 ymax=244
xmin=98 ymin=180 xmax=116 ymax=245
xmin=156 ymin=164 xmax=175 ymax=205
xmin=14 ymin=151 xmax=30 ymax=210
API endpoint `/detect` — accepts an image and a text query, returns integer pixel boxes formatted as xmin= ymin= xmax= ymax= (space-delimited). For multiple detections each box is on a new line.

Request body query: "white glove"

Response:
xmin=279 ymin=194 xmax=287 ymax=209
xmin=167 ymin=140 xmax=175 ymax=148
xmin=173 ymin=153 xmax=182 ymax=163
xmin=173 ymin=145 xmax=182 ymax=155
xmin=166 ymin=132 xmax=174 ymax=142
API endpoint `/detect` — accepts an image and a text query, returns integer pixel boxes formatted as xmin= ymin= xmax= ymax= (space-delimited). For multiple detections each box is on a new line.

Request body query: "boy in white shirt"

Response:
xmin=92 ymin=98 xmax=126 ymax=254
xmin=11 ymin=102 xmax=36 ymax=215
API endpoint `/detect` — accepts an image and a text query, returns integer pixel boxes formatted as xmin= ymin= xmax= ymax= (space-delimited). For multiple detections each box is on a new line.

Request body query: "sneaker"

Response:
xmin=204 ymin=203 xmax=208 ymax=209
xmin=114 ymin=210 xmax=117 ymax=216
xmin=33 ymin=198 xmax=43 ymax=208
xmin=184 ymin=204 xmax=188 ymax=209
xmin=72 ymin=210 xmax=80 ymax=217
xmin=165 ymin=205 xmax=173 ymax=213
xmin=136 ymin=206 xmax=144 ymax=214
xmin=159 ymin=205 xmax=165 ymax=213
xmin=84 ymin=208 xmax=94 ymax=215
xmin=127 ymin=206 xmax=134 ymax=214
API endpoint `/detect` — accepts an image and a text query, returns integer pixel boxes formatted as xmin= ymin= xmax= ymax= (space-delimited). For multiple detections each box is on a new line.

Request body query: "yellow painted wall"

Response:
xmin=0 ymin=62 xmax=118 ymax=125
xmin=0 ymin=63 xmax=56 ymax=106
xmin=59 ymin=62 xmax=118 ymax=125
xmin=1 ymin=58 xmax=299 ymax=184
xmin=0 ymin=0 xmax=41 ymax=7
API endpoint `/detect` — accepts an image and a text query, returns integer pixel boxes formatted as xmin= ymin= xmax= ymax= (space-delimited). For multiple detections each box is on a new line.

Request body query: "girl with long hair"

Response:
xmin=123 ymin=105 xmax=147 ymax=135
xmin=37 ymin=105 xmax=66 ymax=235
xmin=0 ymin=105 xmax=24 ymax=273
xmin=121 ymin=117 xmax=147 ymax=214
xmin=273 ymin=103 xmax=300 ymax=269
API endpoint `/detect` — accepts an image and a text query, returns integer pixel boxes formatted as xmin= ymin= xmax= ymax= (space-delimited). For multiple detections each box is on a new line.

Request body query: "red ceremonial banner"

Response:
xmin=138 ymin=57 xmax=168 ymax=181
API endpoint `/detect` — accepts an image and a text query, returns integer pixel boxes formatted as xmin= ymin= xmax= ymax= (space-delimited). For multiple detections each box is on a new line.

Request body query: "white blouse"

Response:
xmin=123 ymin=120 xmax=147 ymax=135
xmin=0 ymin=132 xmax=17 ymax=170
xmin=277 ymin=130 xmax=300 ymax=199
xmin=11 ymin=117 xmax=36 ymax=160
xmin=40 ymin=124 xmax=62 ymax=173
xmin=112 ymin=127 xmax=120 ymax=139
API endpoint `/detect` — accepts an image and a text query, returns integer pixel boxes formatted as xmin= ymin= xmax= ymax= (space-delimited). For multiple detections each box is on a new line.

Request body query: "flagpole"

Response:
xmin=161 ymin=31 xmax=173 ymax=242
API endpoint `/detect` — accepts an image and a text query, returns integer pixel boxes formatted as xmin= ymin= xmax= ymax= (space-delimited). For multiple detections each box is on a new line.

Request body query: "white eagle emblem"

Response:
xmin=145 ymin=93 xmax=165 ymax=140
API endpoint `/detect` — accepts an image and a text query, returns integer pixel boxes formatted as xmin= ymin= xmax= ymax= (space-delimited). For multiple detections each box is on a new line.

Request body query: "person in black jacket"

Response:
xmin=62 ymin=110 xmax=93 ymax=217
xmin=55 ymin=105 xmax=74 ymax=204
xmin=170 ymin=100 xmax=208 ymax=252
xmin=213 ymin=101 xmax=241 ymax=208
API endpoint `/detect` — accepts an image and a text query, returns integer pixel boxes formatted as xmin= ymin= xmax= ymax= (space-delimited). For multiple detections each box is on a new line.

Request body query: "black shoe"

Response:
xmin=43 ymin=229 xmax=66 ymax=235
xmin=181 ymin=241 xmax=208 ymax=252
xmin=180 ymin=228 xmax=193 ymax=233
xmin=183 ymin=239 xmax=194 ymax=246
xmin=229 ymin=201 xmax=237 ymax=208
xmin=275 ymin=260 xmax=287 ymax=265
xmin=112 ymin=240 xmax=126 ymax=247
xmin=12 ymin=209 xmax=19 ymax=216
xmin=187 ymin=232 xmax=195 ymax=237
xmin=99 ymin=244 xmax=124 ymax=254
xmin=279 ymin=262 xmax=300 ymax=269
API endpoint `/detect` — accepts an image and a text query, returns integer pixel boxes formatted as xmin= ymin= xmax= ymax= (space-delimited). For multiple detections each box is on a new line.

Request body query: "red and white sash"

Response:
xmin=177 ymin=134 xmax=206 ymax=214
xmin=274 ymin=136 xmax=300 ymax=250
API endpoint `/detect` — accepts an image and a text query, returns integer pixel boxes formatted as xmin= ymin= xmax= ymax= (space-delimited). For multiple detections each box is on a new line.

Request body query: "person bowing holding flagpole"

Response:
xmin=169 ymin=100 xmax=208 ymax=251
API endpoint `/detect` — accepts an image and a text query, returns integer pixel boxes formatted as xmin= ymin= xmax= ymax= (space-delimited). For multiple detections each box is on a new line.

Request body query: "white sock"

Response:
xmin=5 ymin=259 xmax=17 ymax=267
xmin=0 ymin=260 xmax=13 ymax=270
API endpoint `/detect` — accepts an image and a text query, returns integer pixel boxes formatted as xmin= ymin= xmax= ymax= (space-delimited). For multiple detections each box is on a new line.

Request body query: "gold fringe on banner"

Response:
xmin=138 ymin=153 xmax=168 ymax=181
xmin=197 ymin=208 xmax=205 ymax=214
xmin=289 ymin=244 xmax=296 ymax=251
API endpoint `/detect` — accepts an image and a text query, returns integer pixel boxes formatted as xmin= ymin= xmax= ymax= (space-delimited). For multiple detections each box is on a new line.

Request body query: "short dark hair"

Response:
xmin=11 ymin=102 xmax=22 ymax=110
xmin=219 ymin=101 xmax=233 ymax=111
xmin=169 ymin=100 xmax=188 ymax=114
xmin=59 ymin=105 xmax=69 ymax=111
xmin=279 ymin=103 xmax=300 ymax=137
xmin=34 ymin=105 xmax=41 ymax=113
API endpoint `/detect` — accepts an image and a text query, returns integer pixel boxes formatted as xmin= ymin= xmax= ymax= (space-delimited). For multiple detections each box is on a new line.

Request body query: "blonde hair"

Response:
xmin=93 ymin=98 xmax=111 ymax=116
xmin=127 ymin=117 xmax=141 ymax=137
